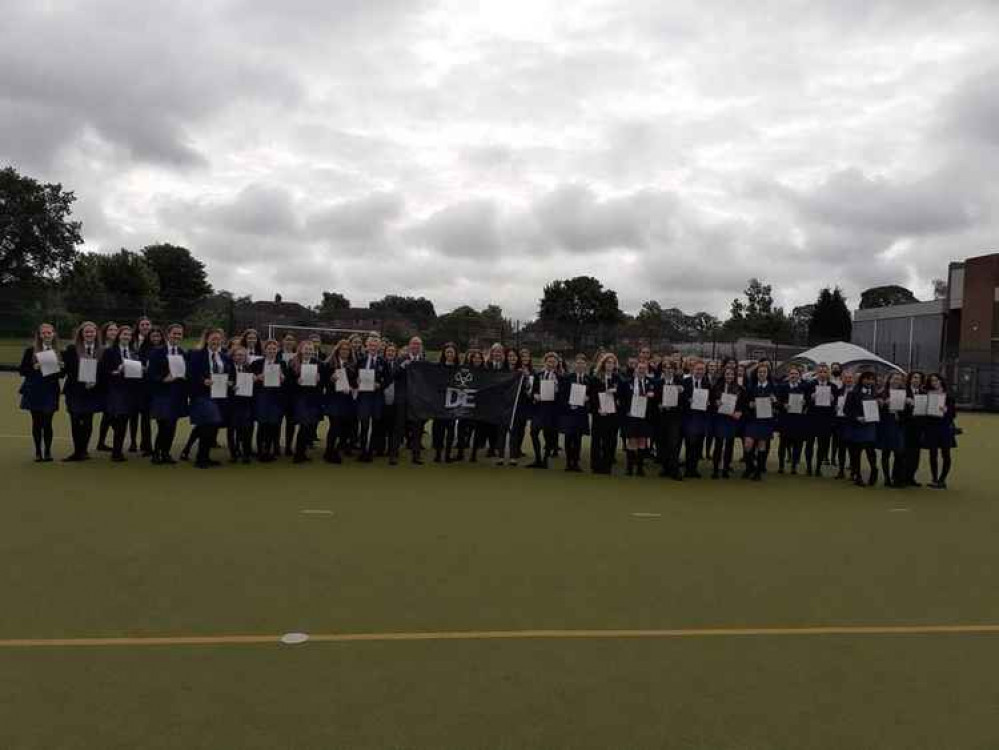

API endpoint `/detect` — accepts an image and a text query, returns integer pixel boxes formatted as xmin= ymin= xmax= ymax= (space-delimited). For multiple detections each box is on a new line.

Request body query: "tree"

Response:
xmin=96 ymin=250 xmax=161 ymax=319
xmin=141 ymin=243 xmax=212 ymax=323
xmin=859 ymin=285 xmax=919 ymax=309
xmin=724 ymin=278 xmax=792 ymax=340
xmin=188 ymin=290 xmax=252 ymax=332
xmin=62 ymin=253 xmax=110 ymax=318
xmin=538 ymin=276 xmax=624 ymax=350
xmin=0 ymin=166 xmax=83 ymax=286
xmin=790 ymin=304 xmax=815 ymax=344
xmin=316 ymin=291 xmax=351 ymax=318
xmin=808 ymin=287 xmax=852 ymax=344
xmin=369 ymin=294 xmax=437 ymax=328
xmin=932 ymin=279 xmax=948 ymax=300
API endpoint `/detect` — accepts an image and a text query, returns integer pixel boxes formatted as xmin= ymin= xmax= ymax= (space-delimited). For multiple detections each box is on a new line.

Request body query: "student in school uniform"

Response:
xmin=224 ymin=346 xmax=256 ymax=464
xmin=588 ymin=353 xmax=620 ymax=475
xmin=389 ymin=337 xmax=426 ymax=465
xmin=456 ymin=348 xmax=485 ymax=461
xmin=19 ymin=322 xmax=64 ymax=462
xmin=827 ymin=362 xmax=845 ymax=466
xmin=249 ymin=339 xmax=285 ymax=462
xmin=128 ymin=316 xmax=155 ymax=456
xmin=507 ymin=348 xmax=534 ymax=466
xmin=832 ymin=371 xmax=855 ymax=479
xmin=284 ymin=339 xmax=323 ymax=463
xmin=240 ymin=329 xmax=264 ymax=360
xmin=321 ymin=340 xmax=355 ymax=464
xmin=877 ymin=371 xmax=908 ymax=488
xmin=61 ymin=321 xmax=103 ymax=461
xmin=710 ymin=364 xmax=744 ymax=479
xmin=900 ymin=371 xmax=926 ymax=487
xmin=776 ymin=365 xmax=811 ymax=475
xmin=655 ymin=360 xmax=684 ymax=480
xmin=99 ymin=324 xmax=144 ymax=462
xmin=371 ymin=342 xmax=398 ymax=458
xmin=432 ymin=343 xmax=461 ymax=463
xmin=354 ymin=334 xmax=388 ymax=462
xmin=843 ymin=371 xmax=880 ymax=487
xmin=147 ymin=324 xmax=189 ymax=464
xmin=481 ymin=343 xmax=507 ymax=458
xmin=95 ymin=321 xmax=120 ymax=452
xmin=922 ymin=374 xmax=956 ymax=489
xmin=681 ymin=360 xmax=712 ymax=479
xmin=527 ymin=352 xmax=560 ymax=469
xmin=742 ymin=361 xmax=778 ymax=481
xmin=493 ymin=347 xmax=523 ymax=466
xmin=619 ymin=359 xmax=655 ymax=476
xmin=804 ymin=363 xmax=838 ymax=477
xmin=185 ymin=328 xmax=228 ymax=469
xmin=558 ymin=354 xmax=591 ymax=473
xmin=279 ymin=334 xmax=299 ymax=456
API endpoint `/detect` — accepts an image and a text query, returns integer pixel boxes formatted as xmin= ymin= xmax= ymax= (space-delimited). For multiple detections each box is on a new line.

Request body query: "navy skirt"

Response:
xmin=779 ymin=413 xmax=809 ymax=440
xmin=682 ymin=411 xmax=710 ymax=438
xmin=254 ymin=388 xmax=285 ymax=425
xmin=189 ymin=396 xmax=223 ymax=426
xmin=323 ymin=392 xmax=355 ymax=420
xmin=847 ymin=421 xmax=877 ymax=445
xmin=150 ymin=382 xmax=189 ymax=421
xmin=712 ymin=413 xmax=741 ymax=440
xmin=227 ymin=397 xmax=255 ymax=429
xmin=559 ymin=406 xmax=590 ymax=436
xmin=19 ymin=376 xmax=60 ymax=413
xmin=355 ymin=391 xmax=383 ymax=420
xmin=621 ymin=415 xmax=653 ymax=439
xmin=105 ymin=383 xmax=140 ymax=417
xmin=745 ymin=417 xmax=776 ymax=441
xmin=532 ymin=402 xmax=559 ymax=430
xmin=65 ymin=385 xmax=103 ymax=415
xmin=295 ymin=390 xmax=325 ymax=426
xmin=877 ymin=417 xmax=905 ymax=452
xmin=922 ymin=419 xmax=956 ymax=449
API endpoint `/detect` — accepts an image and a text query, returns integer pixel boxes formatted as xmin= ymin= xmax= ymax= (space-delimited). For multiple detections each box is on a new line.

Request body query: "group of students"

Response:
xmin=17 ymin=320 xmax=958 ymax=489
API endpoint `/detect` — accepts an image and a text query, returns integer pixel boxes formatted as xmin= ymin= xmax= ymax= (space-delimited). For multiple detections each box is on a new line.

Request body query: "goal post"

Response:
xmin=264 ymin=323 xmax=380 ymax=346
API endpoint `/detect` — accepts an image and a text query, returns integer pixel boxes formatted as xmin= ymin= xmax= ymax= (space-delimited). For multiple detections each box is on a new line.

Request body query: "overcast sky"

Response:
xmin=2 ymin=0 xmax=997 ymax=320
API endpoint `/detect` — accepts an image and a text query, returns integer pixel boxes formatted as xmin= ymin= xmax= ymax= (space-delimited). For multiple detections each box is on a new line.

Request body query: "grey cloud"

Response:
xmin=407 ymin=200 xmax=502 ymax=258
xmin=306 ymin=191 xmax=404 ymax=242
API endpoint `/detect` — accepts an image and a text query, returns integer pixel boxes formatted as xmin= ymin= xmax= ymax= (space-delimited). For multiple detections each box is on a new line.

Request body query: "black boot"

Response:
xmin=742 ymin=452 xmax=755 ymax=479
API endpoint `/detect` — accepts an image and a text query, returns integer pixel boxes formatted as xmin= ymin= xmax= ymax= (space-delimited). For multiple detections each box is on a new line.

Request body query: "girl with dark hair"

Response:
xmin=185 ymin=328 xmax=228 ymax=468
xmin=710 ymin=365 xmax=744 ymax=479
xmin=432 ymin=342 xmax=460 ymax=463
xmin=99 ymin=324 xmax=143 ymax=462
xmin=95 ymin=321 xmax=119 ymax=451
xmin=225 ymin=346 xmax=256 ymax=464
xmin=321 ymin=340 xmax=355 ymax=464
xmin=742 ymin=361 xmax=777 ymax=481
xmin=681 ymin=360 xmax=712 ymax=479
xmin=279 ymin=334 xmax=299 ymax=456
xmin=457 ymin=348 xmax=485 ymax=462
xmin=355 ymin=334 xmax=387 ymax=462
xmin=18 ymin=322 xmax=64 ymax=462
xmin=589 ymin=352 xmax=620 ymax=475
xmin=844 ymin=371 xmax=879 ymax=487
xmin=527 ymin=352 xmax=560 ymax=469
xmin=507 ymin=348 xmax=532 ymax=466
xmin=877 ymin=370 xmax=907 ymax=487
xmin=923 ymin=373 xmax=955 ymax=489
xmin=251 ymin=339 xmax=285 ymax=462
xmin=558 ymin=353 xmax=590 ymax=473
xmin=656 ymin=360 xmax=684 ymax=480
xmin=900 ymin=371 xmax=926 ymax=487
xmin=241 ymin=329 xmax=264 ymax=360
xmin=372 ymin=342 xmax=398 ymax=458
xmin=619 ymin=359 xmax=655 ymax=476
xmin=61 ymin=321 xmax=103 ymax=461
xmin=148 ymin=323 xmax=188 ymax=464
xmin=129 ymin=321 xmax=158 ymax=456
xmin=776 ymin=364 xmax=810 ymax=475
xmin=805 ymin=363 xmax=837 ymax=477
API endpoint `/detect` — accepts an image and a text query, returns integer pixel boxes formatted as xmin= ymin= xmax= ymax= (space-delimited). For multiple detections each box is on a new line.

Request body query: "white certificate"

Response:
xmin=814 ymin=385 xmax=832 ymax=407
xmin=211 ymin=373 xmax=228 ymax=398
xmin=691 ymin=388 xmax=708 ymax=412
xmin=862 ymin=399 xmax=880 ymax=423
xmin=718 ymin=392 xmax=737 ymax=416
xmin=358 ymin=368 xmax=376 ymax=393
xmin=236 ymin=371 xmax=254 ymax=397
xmin=384 ymin=382 xmax=396 ymax=406
xmin=836 ymin=395 xmax=847 ymax=417
xmin=539 ymin=379 xmax=556 ymax=402
xmin=37 ymin=349 xmax=59 ymax=376
xmin=630 ymin=394 xmax=648 ymax=419
xmin=755 ymin=397 xmax=773 ymax=420
xmin=913 ymin=394 xmax=929 ymax=416
xmin=569 ymin=382 xmax=587 ymax=407
xmin=167 ymin=354 xmax=186 ymax=379
xmin=788 ymin=393 xmax=804 ymax=414
xmin=300 ymin=363 xmax=318 ymax=387
xmin=927 ymin=392 xmax=946 ymax=417
xmin=662 ymin=384 xmax=679 ymax=408
xmin=598 ymin=391 xmax=616 ymax=415
xmin=889 ymin=389 xmax=906 ymax=413
xmin=78 ymin=357 xmax=98 ymax=384
xmin=264 ymin=363 xmax=281 ymax=388
xmin=123 ymin=359 xmax=143 ymax=379
xmin=334 ymin=368 xmax=350 ymax=393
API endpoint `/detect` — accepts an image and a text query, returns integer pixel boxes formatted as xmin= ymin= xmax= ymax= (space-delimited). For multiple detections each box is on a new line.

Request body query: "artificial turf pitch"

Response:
xmin=1 ymin=373 xmax=997 ymax=749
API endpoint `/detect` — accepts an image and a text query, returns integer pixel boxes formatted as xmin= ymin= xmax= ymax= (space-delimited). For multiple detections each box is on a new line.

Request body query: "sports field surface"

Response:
xmin=1 ymin=373 xmax=997 ymax=749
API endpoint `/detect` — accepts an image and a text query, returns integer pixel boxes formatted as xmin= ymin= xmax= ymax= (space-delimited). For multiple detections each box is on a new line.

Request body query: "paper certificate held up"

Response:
xmin=235 ymin=371 xmax=254 ymax=397
xmin=78 ymin=357 xmax=98 ymax=385
xmin=36 ymin=349 xmax=60 ymax=376
xmin=814 ymin=385 xmax=832 ymax=407
xmin=384 ymin=383 xmax=396 ymax=406
xmin=263 ymin=363 xmax=281 ymax=388
xmin=300 ymin=363 xmax=318 ymax=388
xmin=569 ymin=382 xmax=587 ymax=407
xmin=862 ymin=399 xmax=880 ymax=423
xmin=718 ymin=392 xmax=737 ymax=416
xmin=836 ymin=395 xmax=847 ymax=417
xmin=630 ymin=395 xmax=648 ymax=419
xmin=358 ymin=368 xmax=376 ymax=392
xmin=598 ymin=391 xmax=616 ymax=415
xmin=788 ymin=393 xmax=804 ymax=414
xmin=755 ymin=397 xmax=773 ymax=420
xmin=889 ymin=389 xmax=906 ymax=413
xmin=913 ymin=393 xmax=929 ymax=416
xmin=927 ymin=392 xmax=946 ymax=417
xmin=334 ymin=368 xmax=350 ymax=393
xmin=167 ymin=354 xmax=186 ymax=379
xmin=123 ymin=359 xmax=143 ymax=379
xmin=539 ymin=379 xmax=556 ymax=402
xmin=211 ymin=373 xmax=228 ymax=399
xmin=691 ymin=388 xmax=708 ymax=412
xmin=662 ymin=384 xmax=679 ymax=408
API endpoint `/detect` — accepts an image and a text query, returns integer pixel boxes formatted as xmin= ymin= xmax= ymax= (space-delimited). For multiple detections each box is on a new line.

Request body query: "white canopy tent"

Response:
xmin=786 ymin=341 xmax=904 ymax=374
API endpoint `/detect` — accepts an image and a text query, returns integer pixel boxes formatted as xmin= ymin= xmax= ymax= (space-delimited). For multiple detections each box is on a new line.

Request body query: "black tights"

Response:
xmin=849 ymin=443 xmax=877 ymax=482
xmin=97 ymin=412 xmax=112 ymax=448
xmin=155 ymin=419 xmax=178 ymax=459
xmin=564 ymin=433 xmax=583 ymax=469
xmin=929 ymin=447 xmax=952 ymax=484
xmin=530 ymin=425 xmax=557 ymax=464
xmin=110 ymin=414 xmax=130 ymax=458
xmin=881 ymin=448 xmax=903 ymax=486
xmin=712 ymin=436 xmax=735 ymax=473
xmin=257 ymin=424 xmax=280 ymax=458
xmin=283 ymin=417 xmax=297 ymax=455
xmin=192 ymin=425 xmax=218 ymax=465
xmin=30 ymin=411 xmax=54 ymax=458
xmin=69 ymin=412 xmax=94 ymax=457
xmin=432 ymin=419 xmax=457 ymax=458
xmin=128 ymin=409 xmax=152 ymax=452
xmin=228 ymin=425 xmax=254 ymax=460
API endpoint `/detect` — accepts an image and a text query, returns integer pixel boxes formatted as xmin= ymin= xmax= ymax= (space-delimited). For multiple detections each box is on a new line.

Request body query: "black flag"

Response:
xmin=406 ymin=361 xmax=523 ymax=425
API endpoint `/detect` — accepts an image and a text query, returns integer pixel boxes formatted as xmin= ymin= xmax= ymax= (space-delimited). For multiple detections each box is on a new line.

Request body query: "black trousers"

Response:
xmin=257 ymin=423 xmax=280 ymax=457
xmin=929 ymin=447 xmax=952 ymax=484
xmin=658 ymin=415 xmax=683 ymax=476
xmin=69 ymin=412 xmax=94 ymax=457
xmin=902 ymin=423 xmax=923 ymax=484
xmin=590 ymin=416 xmax=618 ymax=473
xmin=432 ymin=418 xmax=457 ymax=455
xmin=510 ymin=414 xmax=528 ymax=459
xmin=128 ymin=408 xmax=152 ymax=452
xmin=564 ymin=433 xmax=583 ymax=468
xmin=684 ymin=433 xmax=705 ymax=474
xmin=195 ymin=425 xmax=218 ymax=465
xmin=111 ymin=414 xmax=130 ymax=458
xmin=154 ymin=418 xmax=178 ymax=459
xmin=712 ymin=436 xmax=735 ymax=472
